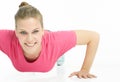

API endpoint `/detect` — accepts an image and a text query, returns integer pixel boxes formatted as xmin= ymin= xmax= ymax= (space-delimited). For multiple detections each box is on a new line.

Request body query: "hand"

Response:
xmin=69 ymin=70 xmax=96 ymax=79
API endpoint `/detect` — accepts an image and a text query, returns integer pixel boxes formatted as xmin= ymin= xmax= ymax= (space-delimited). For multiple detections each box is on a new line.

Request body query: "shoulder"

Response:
xmin=42 ymin=30 xmax=76 ymax=47
xmin=0 ymin=30 xmax=17 ymax=56
xmin=0 ymin=30 xmax=15 ymax=36
xmin=43 ymin=30 xmax=76 ymax=40
xmin=0 ymin=30 xmax=15 ymax=39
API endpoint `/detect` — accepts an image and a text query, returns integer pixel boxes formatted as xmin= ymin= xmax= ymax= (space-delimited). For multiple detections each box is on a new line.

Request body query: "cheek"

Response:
xmin=17 ymin=35 xmax=26 ymax=44
xmin=35 ymin=34 xmax=43 ymax=43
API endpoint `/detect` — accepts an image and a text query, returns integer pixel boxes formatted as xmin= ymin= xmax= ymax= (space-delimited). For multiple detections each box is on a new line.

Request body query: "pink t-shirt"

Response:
xmin=0 ymin=30 xmax=76 ymax=72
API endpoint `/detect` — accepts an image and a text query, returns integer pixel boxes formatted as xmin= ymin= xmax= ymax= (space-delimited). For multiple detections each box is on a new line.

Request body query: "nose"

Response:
xmin=26 ymin=34 xmax=34 ymax=43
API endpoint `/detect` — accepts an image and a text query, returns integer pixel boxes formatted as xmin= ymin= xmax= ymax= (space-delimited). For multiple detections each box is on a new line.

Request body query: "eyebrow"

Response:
xmin=18 ymin=28 xmax=40 ymax=31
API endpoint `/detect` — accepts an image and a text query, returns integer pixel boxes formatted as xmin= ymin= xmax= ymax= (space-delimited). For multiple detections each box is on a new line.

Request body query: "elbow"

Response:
xmin=94 ymin=32 xmax=100 ymax=42
xmin=91 ymin=31 xmax=100 ymax=45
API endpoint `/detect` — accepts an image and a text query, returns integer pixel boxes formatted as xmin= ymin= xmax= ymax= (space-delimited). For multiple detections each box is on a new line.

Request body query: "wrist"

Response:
xmin=80 ymin=67 xmax=90 ymax=72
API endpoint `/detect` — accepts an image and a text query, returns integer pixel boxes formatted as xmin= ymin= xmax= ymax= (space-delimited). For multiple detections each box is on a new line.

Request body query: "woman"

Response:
xmin=0 ymin=2 xmax=99 ymax=79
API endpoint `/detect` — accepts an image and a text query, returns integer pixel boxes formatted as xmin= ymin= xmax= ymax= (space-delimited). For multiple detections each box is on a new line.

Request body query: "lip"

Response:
xmin=25 ymin=42 xmax=37 ymax=47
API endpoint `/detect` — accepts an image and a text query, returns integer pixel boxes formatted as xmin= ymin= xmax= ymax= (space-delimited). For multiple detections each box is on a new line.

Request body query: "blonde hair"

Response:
xmin=15 ymin=2 xmax=43 ymax=27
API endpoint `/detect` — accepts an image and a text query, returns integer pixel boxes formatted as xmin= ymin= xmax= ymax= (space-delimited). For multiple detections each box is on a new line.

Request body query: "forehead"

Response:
xmin=16 ymin=17 xmax=42 ymax=30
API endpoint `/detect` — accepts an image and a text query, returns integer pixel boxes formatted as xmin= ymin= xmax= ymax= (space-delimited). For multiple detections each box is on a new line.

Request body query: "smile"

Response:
xmin=25 ymin=42 xmax=37 ymax=47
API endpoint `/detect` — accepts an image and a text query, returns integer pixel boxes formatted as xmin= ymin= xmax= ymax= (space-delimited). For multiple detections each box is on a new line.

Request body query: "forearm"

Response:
xmin=69 ymin=30 xmax=99 ymax=78
xmin=80 ymin=33 xmax=99 ymax=72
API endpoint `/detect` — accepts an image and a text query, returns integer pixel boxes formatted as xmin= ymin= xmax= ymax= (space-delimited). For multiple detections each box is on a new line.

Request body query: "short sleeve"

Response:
xmin=49 ymin=31 xmax=77 ymax=57
xmin=0 ymin=30 xmax=14 ymax=56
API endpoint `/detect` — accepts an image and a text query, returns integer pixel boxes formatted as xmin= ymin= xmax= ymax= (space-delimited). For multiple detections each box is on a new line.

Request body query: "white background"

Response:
xmin=0 ymin=0 xmax=120 ymax=82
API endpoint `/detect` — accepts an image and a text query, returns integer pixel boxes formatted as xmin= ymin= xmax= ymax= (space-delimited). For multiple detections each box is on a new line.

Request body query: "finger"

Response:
xmin=91 ymin=74 xmax=97 ymax=78
xmin=69 ymin=73 xmax=76 ymax=77
xmin=87 ymin=74 xmax=97 ymax=78
xmin=82 ymin=75 xmax=87 ymax=79
xmin=87 ymin=75 xmax=93 ymax=78
xmin=77 ymin=75 xmax=82 ymax=79
xmin=69 ymin=72 xmax=78 ymax=77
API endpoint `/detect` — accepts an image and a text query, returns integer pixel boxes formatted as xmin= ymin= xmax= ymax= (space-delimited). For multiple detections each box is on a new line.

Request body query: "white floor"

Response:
xmin=0 ymin=65 xmax=119 ymax=82
xmin=0 ymin=53 xmax=120 ymax=82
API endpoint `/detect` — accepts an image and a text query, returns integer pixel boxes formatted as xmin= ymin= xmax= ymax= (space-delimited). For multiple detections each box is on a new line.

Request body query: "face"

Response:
xmin=15 ymin=17 xmax=44 ymax=56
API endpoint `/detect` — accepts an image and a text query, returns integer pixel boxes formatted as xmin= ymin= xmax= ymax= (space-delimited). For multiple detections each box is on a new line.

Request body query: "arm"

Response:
xmin=69 ymin=30 xmax=100 ymax=79
xmin=0 ymin=30 xmax=13 ymax=55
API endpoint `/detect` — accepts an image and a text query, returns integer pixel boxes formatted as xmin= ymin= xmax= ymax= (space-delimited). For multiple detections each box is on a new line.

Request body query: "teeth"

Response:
xmin=27 ymin=44 xmax=34 ymax=46
xmin=25 ymin=43 xmax=36 ymax=47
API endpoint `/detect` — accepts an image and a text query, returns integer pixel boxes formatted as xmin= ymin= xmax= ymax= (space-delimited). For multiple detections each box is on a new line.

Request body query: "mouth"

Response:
xmin=25 ymin=42 xmax=37 ymax=47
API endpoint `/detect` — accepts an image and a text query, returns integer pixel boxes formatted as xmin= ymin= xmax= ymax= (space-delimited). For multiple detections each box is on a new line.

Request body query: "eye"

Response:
xmin=32 ymin=30 xmax=39 ymax=34
xmin=20 ymin=31 xmax=27 ymax=35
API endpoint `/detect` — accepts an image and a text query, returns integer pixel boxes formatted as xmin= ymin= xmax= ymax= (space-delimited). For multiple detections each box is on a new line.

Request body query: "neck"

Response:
xmin=24 ymin=45 xmax=42 ymax=62
xmin=24 ymin=53 xmax=40 ymax=62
